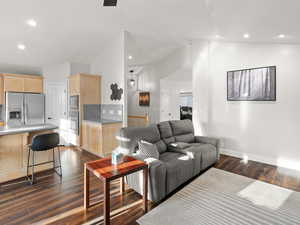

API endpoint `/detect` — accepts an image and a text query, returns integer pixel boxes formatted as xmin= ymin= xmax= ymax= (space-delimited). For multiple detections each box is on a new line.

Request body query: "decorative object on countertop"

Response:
xmin=110 ymin=83 xmax=123 ymax=101
xmin=139 ymin=92 xmax=150 ymax=106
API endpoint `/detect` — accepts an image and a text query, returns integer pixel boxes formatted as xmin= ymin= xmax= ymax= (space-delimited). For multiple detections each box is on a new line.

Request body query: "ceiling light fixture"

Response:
xmin=215 ymin=35 xmax=222 ymax=39
xmin=243 ymin=33 xmax=250 ymax=39
xmin=17 ymin=44 xmax=26 ymax=50
xmin=128 ymin=55 xmax=133 ymax=60
xmin=129 ymin=70 xmax=135 ymax=87
xmin=278 ymin=34 xmax=285 ymax=39
xmin=26 ymin=19 xmax=37 ymax=27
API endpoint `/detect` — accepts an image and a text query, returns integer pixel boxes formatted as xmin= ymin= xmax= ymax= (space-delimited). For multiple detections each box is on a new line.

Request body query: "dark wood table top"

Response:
xmin=85 ymin=156 xmax=147 ymax=181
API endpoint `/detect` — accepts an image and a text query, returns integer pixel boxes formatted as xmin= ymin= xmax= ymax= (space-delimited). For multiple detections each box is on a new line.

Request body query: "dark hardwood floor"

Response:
xmin=1 ymin=149 xmax=300 ymax=225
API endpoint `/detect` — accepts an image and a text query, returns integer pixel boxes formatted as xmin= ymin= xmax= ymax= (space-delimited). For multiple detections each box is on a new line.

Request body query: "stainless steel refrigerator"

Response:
xmin=5 ymin=92 xmax=45 ymax=127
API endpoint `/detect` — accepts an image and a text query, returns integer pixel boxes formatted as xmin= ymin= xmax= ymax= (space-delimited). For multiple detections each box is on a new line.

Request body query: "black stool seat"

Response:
xmin=27 ymin=132 xmax=63 ymax=184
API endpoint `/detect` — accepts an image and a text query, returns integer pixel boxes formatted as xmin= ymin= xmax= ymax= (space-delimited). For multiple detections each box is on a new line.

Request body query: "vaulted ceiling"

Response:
xmin=1 ymin=0 xmax=299 ymax=72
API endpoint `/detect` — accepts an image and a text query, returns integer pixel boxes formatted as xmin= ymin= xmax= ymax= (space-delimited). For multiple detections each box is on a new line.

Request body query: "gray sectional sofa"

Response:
xmin=119 ymin=120 xmax=219 ymax=203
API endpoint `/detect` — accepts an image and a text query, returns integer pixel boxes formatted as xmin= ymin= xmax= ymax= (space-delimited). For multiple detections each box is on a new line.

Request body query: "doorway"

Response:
xmin=44 ymin=81 xmax=68 ymax=144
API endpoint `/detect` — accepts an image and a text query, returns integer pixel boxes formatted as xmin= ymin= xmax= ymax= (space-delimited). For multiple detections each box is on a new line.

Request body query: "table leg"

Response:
xmin=120 ymin=177 xmax=125 ymax=194
xmin=143 ymin=168 xmax=148 ymax=213
xmin=104 ymin=180 xmax=110 ymax=225
xmin=84 ymin=165 xmax=90 ymax=209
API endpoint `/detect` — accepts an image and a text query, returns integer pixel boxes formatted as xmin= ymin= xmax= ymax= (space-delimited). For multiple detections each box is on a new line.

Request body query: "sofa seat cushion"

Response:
xmin=168 ymin=142 xmax=190 ymax=151
xmin=174 ymin=133 xmax=195 ymax=143
xmin=160 ymin=152 xmax=194 ymax=194
xmin=189 ymin=143 xmax=218 ymax=170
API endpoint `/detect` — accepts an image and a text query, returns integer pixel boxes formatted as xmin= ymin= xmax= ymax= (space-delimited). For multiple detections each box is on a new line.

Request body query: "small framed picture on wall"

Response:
xmin=139 ymin=92 xmax=150 ymax=106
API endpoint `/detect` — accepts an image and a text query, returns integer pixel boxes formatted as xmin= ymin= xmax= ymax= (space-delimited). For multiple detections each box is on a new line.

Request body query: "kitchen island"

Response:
xmin=0 ymin=124 xmax=58 ymax=183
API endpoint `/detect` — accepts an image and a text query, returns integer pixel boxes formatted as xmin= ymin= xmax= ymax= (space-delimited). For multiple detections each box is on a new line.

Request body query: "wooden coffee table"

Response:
xmin=84 ymin=156 xmax=148 ymax=225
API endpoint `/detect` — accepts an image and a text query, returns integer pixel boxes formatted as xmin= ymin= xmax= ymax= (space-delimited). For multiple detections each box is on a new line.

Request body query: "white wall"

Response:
xmin=42 ymin=62 xmax=70 ymax=83
xmin=160 ymin=69 xmax=192 ymax=121
xmin=192 ymin=40 xmax=300 ymax=170
xmin=91 ymin=32 xmax=127 ymax=125
xmin=127 ymin=64 xmax=160 ymax=124
xmin=70 ymin=62 xmax=90 ymax=74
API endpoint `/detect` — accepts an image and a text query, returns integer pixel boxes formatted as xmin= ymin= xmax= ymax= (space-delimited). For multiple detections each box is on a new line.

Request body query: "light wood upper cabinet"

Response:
xmin=69 ymin=74 xmax=80 ymax=96
xmin=3 ymin=74 xmax=43 ymax=93
xmin=24 ymin=77 xmax=43 ymax=93
xmin=4 ymin=75 xmax=24 ymax=92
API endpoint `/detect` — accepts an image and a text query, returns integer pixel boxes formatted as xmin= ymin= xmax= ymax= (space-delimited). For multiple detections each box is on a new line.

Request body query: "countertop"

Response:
xmin=83 ymin=119 xmax=123 ymax=125
xmin=0 ymin=124 xmax=58 ymax=136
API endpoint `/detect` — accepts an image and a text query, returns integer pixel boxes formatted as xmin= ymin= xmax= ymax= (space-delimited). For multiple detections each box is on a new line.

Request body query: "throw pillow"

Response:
xmin=138 ymin=140 xmax=159 ymax=159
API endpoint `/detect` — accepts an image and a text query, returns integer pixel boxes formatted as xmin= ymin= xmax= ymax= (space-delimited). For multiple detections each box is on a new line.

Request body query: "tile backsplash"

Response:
xmin=101 ymin=104 xmax=123 ymax=121
xmin=83 ymin=104 xmax=123 ymax=122
xmin=83 ymin=104 xmax=101 ymax=122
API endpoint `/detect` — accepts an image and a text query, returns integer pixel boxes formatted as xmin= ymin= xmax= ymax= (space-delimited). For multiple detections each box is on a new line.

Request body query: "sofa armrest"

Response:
xmin=126 ymin=154 xmax=167 ymax=203
xmin=194 ymin=136 xmax=219 ymax=147
xmin=194 ymin=136 xmax=220 ymax=160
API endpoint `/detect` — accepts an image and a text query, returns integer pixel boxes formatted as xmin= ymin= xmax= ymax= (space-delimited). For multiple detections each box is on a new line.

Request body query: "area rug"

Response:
xmin=137 ymin=168 xmax=300 ymax=225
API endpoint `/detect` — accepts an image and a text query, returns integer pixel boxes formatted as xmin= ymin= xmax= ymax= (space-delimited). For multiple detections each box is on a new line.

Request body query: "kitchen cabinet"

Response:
xmin=24 ymin=77 xmax=43 ymax=93
xmin=68 ymin=74 xmax=101 ymax=147
xmin=81 ymin=121 xmax=122 ymax=157
xmin=69 ymin=74 xmax=80 ymax=96
xmin=3 ymin=74 xmax=43 ymax=93
xmin=68 ymin=73 xmax=101 ymax=103
xmin=3 ymin=74 xmax=24 ymax=92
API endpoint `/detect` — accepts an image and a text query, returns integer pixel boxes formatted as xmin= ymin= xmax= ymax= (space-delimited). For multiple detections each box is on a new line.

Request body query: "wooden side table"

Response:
xmin=84 ymin=156 xmax=148 ymax=225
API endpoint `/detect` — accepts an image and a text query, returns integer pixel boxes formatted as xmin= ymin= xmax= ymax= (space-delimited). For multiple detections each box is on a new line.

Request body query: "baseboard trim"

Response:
xmin=220 ymin=148 xmax=277 ymax=167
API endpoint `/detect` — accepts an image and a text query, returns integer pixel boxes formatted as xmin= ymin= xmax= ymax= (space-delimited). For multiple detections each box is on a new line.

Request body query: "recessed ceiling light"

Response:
xmin=243 ymin=33 xmax=250 ymax=39
xmin=215 ymin=34 xmax=222 ymax=39
xmin=26 ymin=19 xmax=37 ymax=27
xmin=17 ymin=44 xmax=26 ymax=50
xmin=278 ymin=34 xmax=285 ymax=39
xmin=128 ymin=55 xmax=133 ymax=60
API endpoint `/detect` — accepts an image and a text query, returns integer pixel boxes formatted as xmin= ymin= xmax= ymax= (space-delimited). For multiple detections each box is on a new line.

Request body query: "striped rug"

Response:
xmin=137 ymin=168 xmax=300 ymax=225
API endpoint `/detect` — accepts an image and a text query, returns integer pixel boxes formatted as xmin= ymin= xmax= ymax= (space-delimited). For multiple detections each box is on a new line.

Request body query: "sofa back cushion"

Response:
xmin=157 ymin=121 xmax=175 ymax=149
xmin=169 ymin=120 xmax=195 ymax=143
xmin=119 ymin=125 xmax=162 ymax=154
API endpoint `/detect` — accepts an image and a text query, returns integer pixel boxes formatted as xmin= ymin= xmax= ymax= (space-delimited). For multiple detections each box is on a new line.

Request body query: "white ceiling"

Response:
xmin=1 ymin=0 xmax=300 ymax=73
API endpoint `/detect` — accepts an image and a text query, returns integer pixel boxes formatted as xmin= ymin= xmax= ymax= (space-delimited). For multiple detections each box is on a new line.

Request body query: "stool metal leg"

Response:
xmin=58 ymin=146 xmax=62 ymax=177
xmin=26 ymin=148 xmax=31 ymax=182
xmin=53 ymin=147 xmax=62 ymax=178
xmin=31 ymin=150 xmax=35 ymax=184
xmin=52 ymin=148 xmax=56 ymax=171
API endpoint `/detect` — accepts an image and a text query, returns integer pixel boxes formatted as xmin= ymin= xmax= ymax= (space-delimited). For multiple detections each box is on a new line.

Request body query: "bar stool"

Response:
xmin=27 ymin=132 xmax=63 ymax=185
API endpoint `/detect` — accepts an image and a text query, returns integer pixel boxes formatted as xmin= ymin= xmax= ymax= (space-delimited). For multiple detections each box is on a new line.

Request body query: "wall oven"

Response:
xmin=69 ymin=95 xmax=79 ymax=135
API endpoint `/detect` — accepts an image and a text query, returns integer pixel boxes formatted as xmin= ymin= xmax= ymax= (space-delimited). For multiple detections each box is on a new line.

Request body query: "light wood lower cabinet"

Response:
xmin=81 ymin=121 xmax=122 ymax=157
xmin=0 ymin=129 xmax=55 ymax=183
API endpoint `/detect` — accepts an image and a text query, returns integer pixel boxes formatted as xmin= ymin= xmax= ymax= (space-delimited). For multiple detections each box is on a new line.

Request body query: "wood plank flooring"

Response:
xmin=1 ymin=149 xmax=300 ymax=225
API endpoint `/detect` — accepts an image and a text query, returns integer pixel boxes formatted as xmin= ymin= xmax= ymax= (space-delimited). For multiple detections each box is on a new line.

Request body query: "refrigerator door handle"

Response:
xmin=22 ymin=99 xmax=26 ymax=125
xmin=24 ymin=103 xmax=28 ymax=124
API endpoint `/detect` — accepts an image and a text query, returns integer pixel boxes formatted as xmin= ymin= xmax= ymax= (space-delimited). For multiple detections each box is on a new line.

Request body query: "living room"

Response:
xmin=1 ymin=0 xmax=300 ymax=225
